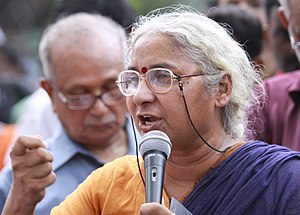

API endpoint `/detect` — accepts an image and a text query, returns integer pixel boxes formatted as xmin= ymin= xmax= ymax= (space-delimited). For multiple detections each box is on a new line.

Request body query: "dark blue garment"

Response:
xmin=183 ymin=141 xmax=300 ymax=215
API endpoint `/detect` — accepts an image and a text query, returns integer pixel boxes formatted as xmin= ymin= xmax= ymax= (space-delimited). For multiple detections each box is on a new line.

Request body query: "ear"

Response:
xmin=278 ymin=6 xmax=289 ymax=29
xmin=40 ymin=79 xmax=57 ymax=113
xmin=215 ymin=73 xmax=232 ymax=108
xmin=40 ymin=79 xmax=53 ymax=97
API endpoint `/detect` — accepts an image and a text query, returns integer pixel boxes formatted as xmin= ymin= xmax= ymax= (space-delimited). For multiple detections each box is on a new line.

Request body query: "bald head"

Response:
xmin=39 ymin=13 xmax=127 ymax=80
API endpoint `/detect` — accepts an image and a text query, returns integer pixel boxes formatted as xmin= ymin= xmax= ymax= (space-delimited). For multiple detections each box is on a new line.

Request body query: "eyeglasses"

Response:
xmin=51 ymin=82 xmax=124 ymax=110
xmin=115 ymin=68 xmax=203 ymax=96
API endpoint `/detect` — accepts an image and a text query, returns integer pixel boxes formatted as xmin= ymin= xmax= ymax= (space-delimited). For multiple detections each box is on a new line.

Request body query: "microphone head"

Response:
xmin=139 ymin=130 xmax=172 ymax=159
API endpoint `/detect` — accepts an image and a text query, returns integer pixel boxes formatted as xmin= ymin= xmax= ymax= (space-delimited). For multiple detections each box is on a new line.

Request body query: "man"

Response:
xmin=249 ymin=0 xmax=300 ymax=151
xmin=209 ymin=0 xmax=278 ymax=77
xmin=264 ymin=0 xmax=300 ymax=74
xmin=0 ymin=13 xmax=139 ymax=214
xmin=9 ymin=0 xmax=137 ymax=157
xmin=207 ymin=4 xmax=263 ymax=63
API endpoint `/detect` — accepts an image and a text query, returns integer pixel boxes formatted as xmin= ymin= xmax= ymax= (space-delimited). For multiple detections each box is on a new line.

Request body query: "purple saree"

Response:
xmin=183 ymin=141 xmax=300 ymax=215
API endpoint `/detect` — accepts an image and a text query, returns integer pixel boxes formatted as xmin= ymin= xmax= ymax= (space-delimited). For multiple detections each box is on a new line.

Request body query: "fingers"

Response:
xmin=12 ymin=147 xmax=53 ymax=170
xmin=11 ymin=135 xmax=47 ymax=157
xmin=11 ymin=136 xmax=54 ymax=176
xmin=14 ymin=155 xmax=54 ymax=179
xmin=8 ymin=135 xmax=56 ymax=206
xmin=14 ymin=171 xmax=56 ymax=193
xmin=139 ymin=203 xmax=175 ymax=215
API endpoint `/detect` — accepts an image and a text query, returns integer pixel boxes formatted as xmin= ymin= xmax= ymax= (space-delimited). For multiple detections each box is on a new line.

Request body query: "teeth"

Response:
xmin=145 ymin=121 xmax=152 ymax=126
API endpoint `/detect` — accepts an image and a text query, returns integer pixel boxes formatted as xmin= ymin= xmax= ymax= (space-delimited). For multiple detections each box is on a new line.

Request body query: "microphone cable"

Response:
xmin=130 ymin=116 xmax=145 ymax=186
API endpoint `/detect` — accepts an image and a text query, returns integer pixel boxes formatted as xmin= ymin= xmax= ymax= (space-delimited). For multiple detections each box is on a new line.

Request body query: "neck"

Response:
xmin=164 ymin=136 xmax=236 ymax=201
xmin=87 ymin=129 xmax=128 ymax=163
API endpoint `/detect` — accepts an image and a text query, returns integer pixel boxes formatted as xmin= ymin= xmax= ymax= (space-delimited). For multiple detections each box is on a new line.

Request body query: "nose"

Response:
xmin=132 ymin=79 xmax=155 ymax=106
xmin=89 ymin=97 xmax=111 ymax=115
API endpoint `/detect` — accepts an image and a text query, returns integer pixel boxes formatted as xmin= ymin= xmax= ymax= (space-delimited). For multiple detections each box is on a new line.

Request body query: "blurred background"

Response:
xmin=0 ymin=0 xmax=208 ymax=124
xmin=4 ymin=0 xmax=286 ymax=125
xmin=0 ymin=0 xmax=208 ymax=72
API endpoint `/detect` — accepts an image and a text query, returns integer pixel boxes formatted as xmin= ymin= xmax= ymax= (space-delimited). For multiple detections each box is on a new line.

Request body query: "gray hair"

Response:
xmin=128 ymin=5 xmax=264 ymax=140
xmin=39 ymin=12 xmax=127 ymax=80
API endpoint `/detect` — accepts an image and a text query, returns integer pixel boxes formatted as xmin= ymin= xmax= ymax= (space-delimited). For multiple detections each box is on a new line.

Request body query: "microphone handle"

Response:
xmin=144 ymin=151 xmax=167 ymax=203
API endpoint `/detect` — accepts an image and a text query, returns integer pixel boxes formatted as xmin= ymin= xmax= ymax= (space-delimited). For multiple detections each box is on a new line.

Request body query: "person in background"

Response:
xmin=0 ymin=44 xmax=36 ymax=124
xmin=0 ymin=123 xmax=15 ymax=170
xmin=0 ymin=27 xmax=5 ymax=46
xmin=10 ymin=0 xmax=137 ymax=148
xmin=264 ymin=0 xmax=300 ymax=74
xmin=207 ymin=4 xmax=263 ymax=63
xmin=0 ymin=27 xmax=13 ymax=171
xmin=0 ymin=13 xmax=139 ymax=215
xmin=248 ymin=0 xmax=300 ymax=151
xmin=0 ymin=42 xmax=39 ymax=170
xmin=49 ymin=0 xmax=136 ymax=34
xmin=3 ymin=5 xmax=300 ymax=215
xmin=208 ymin=0 xmax=277 ymax=78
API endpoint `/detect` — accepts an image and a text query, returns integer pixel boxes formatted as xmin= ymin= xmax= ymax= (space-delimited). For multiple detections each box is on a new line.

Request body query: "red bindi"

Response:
xmin=141 ymin=67 xmax=148 ymax=74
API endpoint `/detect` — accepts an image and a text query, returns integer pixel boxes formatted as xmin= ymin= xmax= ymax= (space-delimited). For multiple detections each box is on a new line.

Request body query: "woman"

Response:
xmin=50 ymin=5 xmax=300 ymax=214
xmin=3 ymin=5 xmax=300 ymax=215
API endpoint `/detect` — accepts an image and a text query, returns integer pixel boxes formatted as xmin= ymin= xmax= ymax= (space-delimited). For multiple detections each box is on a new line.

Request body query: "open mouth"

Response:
xmin=138 ymin=115 xmax=159 ymax=126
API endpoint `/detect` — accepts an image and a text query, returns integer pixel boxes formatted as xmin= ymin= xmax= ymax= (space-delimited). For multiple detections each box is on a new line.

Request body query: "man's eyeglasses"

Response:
xmin=50 ymin=83 xmax=124 ymax=110
xmin=115 ymin=68 xmax=203 ymax=96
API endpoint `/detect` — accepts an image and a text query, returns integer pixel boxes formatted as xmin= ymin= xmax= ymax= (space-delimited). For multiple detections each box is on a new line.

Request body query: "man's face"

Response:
xmin=269 ymin=5 xmax=300 ymax=72
xmin=46 ymin=30 xmax=128 ymax=147
xmin=286 ymin=0 xmax=300 ymax=62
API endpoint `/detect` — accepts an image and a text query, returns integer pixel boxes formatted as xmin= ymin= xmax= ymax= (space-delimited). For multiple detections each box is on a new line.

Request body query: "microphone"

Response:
xmin=139 ymin=130 xmax=172 ymax=203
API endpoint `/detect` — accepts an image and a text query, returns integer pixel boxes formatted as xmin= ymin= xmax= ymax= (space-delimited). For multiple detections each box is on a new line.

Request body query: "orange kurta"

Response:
xmin=51 ymin=155 xmax=170 ymax=215
xmin=0 ymin=124 xmax=14 ymax=170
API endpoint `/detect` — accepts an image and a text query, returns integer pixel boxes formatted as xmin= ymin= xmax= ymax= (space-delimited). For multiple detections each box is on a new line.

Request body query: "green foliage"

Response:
xmin=129 ymin=0 xmax=208 ymax=15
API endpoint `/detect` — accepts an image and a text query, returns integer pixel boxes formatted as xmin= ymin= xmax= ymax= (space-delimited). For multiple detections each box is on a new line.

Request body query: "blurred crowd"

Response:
xmin=0 ymin=0 xmax=299 ymax=214
xmin=0 ymin=0 xmax=299 ymax=180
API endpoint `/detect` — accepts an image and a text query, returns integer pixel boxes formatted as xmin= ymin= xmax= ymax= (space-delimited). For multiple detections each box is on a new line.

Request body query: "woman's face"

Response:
xmin=126 ymin=33 xmax=222 ymax=150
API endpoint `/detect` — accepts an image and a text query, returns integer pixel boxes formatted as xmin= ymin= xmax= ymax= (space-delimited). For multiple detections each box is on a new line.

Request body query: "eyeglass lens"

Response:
xmin=118 ymin=69 xmax=173 ymax=96
xmin=66 ymin=87 xmax=123 ymax=110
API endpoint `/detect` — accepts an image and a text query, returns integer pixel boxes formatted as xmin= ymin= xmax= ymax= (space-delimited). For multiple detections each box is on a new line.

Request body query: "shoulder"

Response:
xmin=264 ymin=70 xmax=300 ymax=94
xmin=231 ymin=141 xmax=300 ymax=192
xmin=235 ymin=141 xmax=300 ymax=169
xmin=265 ymin=70 xmax=300 ymax=84
xmin=93 ymin=155 xmax=143 ymax=178
xmin=239 ymin=141 xmax=300 ymax=155
xmin=72 ymin=155 xmax=143 ymax=198
xmin=96 ymin=155 xmax=144 ymax=174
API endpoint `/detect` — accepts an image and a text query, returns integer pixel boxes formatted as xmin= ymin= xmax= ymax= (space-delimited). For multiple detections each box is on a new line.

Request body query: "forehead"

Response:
xmin=130 ymin=33 xmax=197 ymax=72
xmin=50 ymin=33 xmax=125 ymax=88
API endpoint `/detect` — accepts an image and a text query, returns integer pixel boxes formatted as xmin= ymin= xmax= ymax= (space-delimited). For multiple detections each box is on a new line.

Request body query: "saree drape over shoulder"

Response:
xmin=51 ymin=141 xmax=300 ymax=215
xmin=183 ymin=141 xmax=300 ymax=214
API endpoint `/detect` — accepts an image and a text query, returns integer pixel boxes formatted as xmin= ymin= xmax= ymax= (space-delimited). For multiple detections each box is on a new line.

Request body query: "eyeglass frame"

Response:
xmin=49 ymin=81 xmax=125 ymax=110
xmin=115 ymin=67 xmax=203 ymax=96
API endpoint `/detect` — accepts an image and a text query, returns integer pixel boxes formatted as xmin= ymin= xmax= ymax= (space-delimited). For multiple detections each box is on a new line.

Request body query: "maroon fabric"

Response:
xmin=250 ymin=70 xmax=300 ymax=151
